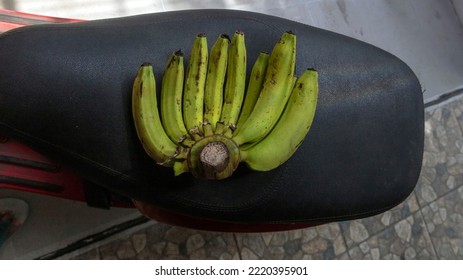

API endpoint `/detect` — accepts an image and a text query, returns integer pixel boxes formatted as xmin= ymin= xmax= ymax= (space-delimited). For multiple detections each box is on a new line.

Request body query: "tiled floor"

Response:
xmin=70 ymin=95 xmax=463 ymax=260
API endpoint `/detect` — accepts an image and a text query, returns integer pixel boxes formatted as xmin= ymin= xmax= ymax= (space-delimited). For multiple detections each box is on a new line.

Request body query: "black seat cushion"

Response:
xmin=0 ymin=10 xmax=424 ymax=225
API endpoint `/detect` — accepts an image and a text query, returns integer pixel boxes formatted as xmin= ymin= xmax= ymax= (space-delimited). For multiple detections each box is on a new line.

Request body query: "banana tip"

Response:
xmin=141 ymin=62 xmax=152 ymax=67
xmin=220 ymin=33 xmax=231 ymax=42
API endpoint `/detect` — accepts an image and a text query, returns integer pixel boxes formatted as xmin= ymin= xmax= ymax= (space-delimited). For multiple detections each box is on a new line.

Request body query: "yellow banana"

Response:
xmin=219 ymin=31 xmax=246 ymax=128
xmin=183 ymin=33 xmax=208 ymax=132
xmin=204 ymin=34 xmax=229 ymax=130
xmin=235 ymin=51 xmax=269 ymax=132
xmin=232 ymin=31 xmax=296 ymax=146
xmin=161 ymin=50 xmax=188 ymax=143
xmin=132 ymin=63 xmax=178 ymax=166
xmin=240 ymin=69 xmax=318 ymax=171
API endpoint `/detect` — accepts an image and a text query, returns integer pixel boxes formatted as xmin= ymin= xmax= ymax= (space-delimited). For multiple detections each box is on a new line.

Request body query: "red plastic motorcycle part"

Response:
xmin=0 ymin=133 xmax=133 ymax=208
xmin=0 ymin=8 xmax=83 ymax=33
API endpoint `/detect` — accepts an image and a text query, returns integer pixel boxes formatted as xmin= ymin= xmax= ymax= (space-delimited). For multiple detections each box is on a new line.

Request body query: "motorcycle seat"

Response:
xmin=0 ymin=10 xmax=424 ymax=231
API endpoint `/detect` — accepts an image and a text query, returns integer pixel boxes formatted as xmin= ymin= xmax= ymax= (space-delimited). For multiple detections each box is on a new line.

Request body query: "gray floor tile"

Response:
xmin=421 ymin=185 xmax=463 ymax=259
xmin=72 ymin=248 xmax=100 ymax=260
xmin=453 ymin=96 xmax=463 ymax=133
xmin=235 ymin=223 xmax=349 ymax=260
xmin=340 ymin=192 xmax=420 ymax=248
xmin=82 ymin=223 xmax=240 ymax=260
xmin=346 ymin=211 xmax=437 ymax=259
xmin=415 ymin=103 xmax=463 ymax=206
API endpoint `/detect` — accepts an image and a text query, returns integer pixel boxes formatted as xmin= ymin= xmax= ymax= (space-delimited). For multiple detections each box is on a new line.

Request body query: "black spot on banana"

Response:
xmin=131 ymin=31 xmax=318 ymax=180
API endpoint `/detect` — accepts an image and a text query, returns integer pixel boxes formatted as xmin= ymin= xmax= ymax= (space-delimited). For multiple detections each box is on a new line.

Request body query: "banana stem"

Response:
xmin=199 ymin=142 xmax=230 ymax=179
xmin=187 ymin=134 xmax=240 ymax=180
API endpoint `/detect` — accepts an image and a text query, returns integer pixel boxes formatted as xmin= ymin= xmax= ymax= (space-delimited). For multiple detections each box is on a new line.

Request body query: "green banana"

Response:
xmin=132 ymin=63 xmax=178 ymax=166
xmin=203 ymin=122 xmax=214 ymax=137
xmin=291 ymin=74 xmax=298 ymax=90
xmin=232 ymin=31 xmax=296 ymax=147
xmin=235 ymin=51 xmax=269 ymax=132
xmin=132 ymin=31 xmax=318 ymax=180
xmin=173 ymin=160 xmax=189 ymax=176
xmin=219 ymin=31 xmax=246 ymax=128
xmin=173 ymin=147 xmax=190 ymax=175
xmin=183 ymin=33 xmax=208 ymax=132
xmin=241 ymin=69 xmax=318 ymax=171
xmin=161 ymin=50 xmax=188 ymax=143
xmin=204 ymin=34 xmax=229 ymax=130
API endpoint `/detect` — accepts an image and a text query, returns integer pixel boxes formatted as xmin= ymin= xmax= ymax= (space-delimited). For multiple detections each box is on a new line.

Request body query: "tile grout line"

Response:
xmin=414 ymin=185 xmax=463 ymax=259
xmin=416 ymin=95 xmax=463 ymax=259
xmin=232 ymin=233 xmax=243 ymax=260
xmin=412 ymin=104 xmax=443 ymax=259
xmin=338 ymin=190 xmax=430 ymax=259
xmin=416 ymin=201 xmax=440 ymax=259
xmin=337 ymin=222 xmax=353 ymax=259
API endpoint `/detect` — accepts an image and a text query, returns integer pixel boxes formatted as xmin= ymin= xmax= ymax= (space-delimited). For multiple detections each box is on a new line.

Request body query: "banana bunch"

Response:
xmin=132 ymin=31 xmax=318 ymax=180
